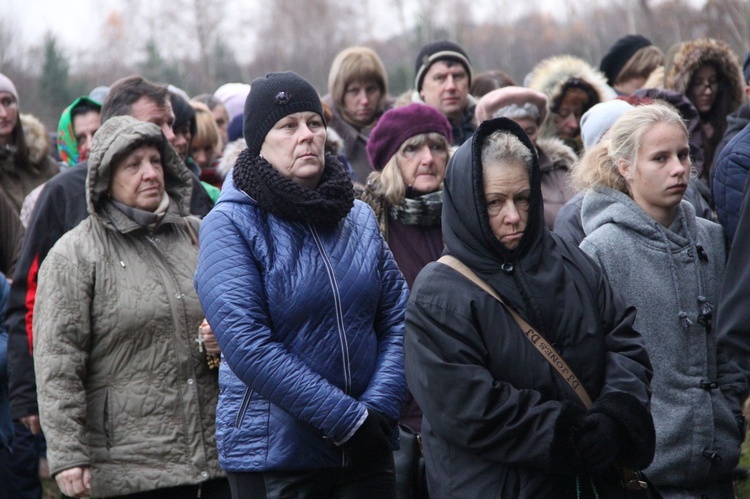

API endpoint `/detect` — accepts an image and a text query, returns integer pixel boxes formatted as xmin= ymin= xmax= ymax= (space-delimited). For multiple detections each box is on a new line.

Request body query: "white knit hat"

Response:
xmin=580 ymin=100 xmax=633 ymax=150
xmin=0 ymin=73 xmax=19 ymax=104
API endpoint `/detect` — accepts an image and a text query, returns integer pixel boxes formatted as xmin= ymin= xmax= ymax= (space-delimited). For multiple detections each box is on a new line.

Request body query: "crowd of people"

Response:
xmin=1 ymin=32 xmax=750 ymax=499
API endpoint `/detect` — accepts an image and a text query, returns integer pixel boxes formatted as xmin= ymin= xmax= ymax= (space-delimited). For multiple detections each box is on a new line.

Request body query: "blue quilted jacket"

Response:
xmin=194 ymin=174 xmax=408 ymax=472
xmin=712 ymin=114 xmax=750 ymax=242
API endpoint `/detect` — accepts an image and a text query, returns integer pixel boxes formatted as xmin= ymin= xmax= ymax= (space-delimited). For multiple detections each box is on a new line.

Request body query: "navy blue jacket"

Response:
xmin=713 ymin=113 xmax=750 ymax=242
xmin=194 ymin=174 xmax=408 ymax=472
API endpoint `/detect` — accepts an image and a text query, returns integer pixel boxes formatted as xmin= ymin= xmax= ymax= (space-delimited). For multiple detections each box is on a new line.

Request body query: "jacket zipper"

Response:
xmin=235 ymin=387 xmax=253 ymax=428
xmin=309 ymin=224 xmax=352 ymax=395
xmin=103 ymin=388 xmax=112 ymax=450
xmin=145 ymin=233 xmax=211 ymax=470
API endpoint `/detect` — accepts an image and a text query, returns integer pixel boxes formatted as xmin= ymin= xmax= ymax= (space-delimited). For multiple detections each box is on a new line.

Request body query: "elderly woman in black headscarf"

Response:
xmin=404 ymin=117 xmax=655 ymax=498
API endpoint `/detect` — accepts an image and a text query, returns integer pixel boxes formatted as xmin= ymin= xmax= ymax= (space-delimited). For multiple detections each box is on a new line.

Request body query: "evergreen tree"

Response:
xmin=40 ymin=33 xmax=73 ymax=118
xmin=212 ymin=40 xmax=243 ymax=87
xmin=139 ymin=38 xmax=182 ymax=87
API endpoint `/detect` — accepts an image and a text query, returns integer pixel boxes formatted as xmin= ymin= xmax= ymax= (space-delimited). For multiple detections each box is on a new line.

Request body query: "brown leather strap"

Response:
xmin=437 ymin=255 xmax=593 ymax=409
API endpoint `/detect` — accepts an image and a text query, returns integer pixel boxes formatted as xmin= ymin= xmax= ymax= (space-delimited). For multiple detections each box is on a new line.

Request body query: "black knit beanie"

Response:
xmin=243 ymin=71 xmax=325 ymax=158
xmin=414 ymin=40 xmax=472 ymax=93
xmin=600 ymin=35 xmax=653 ymax=86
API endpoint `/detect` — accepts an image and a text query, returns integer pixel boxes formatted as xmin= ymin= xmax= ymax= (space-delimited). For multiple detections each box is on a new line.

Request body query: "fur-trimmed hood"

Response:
xmin=665 ymin=38 xmax=744 ymax=114
xmin=537 ymin=136 xmax=577 ymax=172
xmin=527 ymin=55 xmax=616 ymax=112
xmin=19 ymin=113 xmax=52 ymax=165
xmin=216 ymin=138 xmax=246 ymax=180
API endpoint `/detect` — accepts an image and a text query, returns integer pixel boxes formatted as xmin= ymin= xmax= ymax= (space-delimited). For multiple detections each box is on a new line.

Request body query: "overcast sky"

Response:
xmin=5 ymin=0 xmax=565 ymax=52
xmin=5 ymin=0 xmax=707 ymax=59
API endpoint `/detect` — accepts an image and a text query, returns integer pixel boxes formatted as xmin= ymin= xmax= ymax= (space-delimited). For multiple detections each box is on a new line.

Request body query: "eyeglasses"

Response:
xmin=0 ymin=96 xmax=17 ymax=109
xmin=552 ymin=108 xmax=582 ymax=122
xmin=690 ymin=80 xmax=719 ymax=93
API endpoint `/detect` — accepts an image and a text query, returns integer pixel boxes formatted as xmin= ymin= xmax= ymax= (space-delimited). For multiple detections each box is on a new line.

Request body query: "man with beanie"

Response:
xmin=4 ymin=76 xmax=216 ymax=495
xmin=599 ymin=34 xmax=664 ymax=95
xmin=414 ymin=40 xmax=476 ymax=146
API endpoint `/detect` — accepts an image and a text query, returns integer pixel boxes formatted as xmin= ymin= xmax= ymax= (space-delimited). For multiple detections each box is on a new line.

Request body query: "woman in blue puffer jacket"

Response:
xmin=194 ymin=71 xmax=409 ymax=499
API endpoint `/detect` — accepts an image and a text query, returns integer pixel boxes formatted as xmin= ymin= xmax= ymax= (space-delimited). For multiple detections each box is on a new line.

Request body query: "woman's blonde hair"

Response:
xmin=572 ymin=102 xmax=689 ymax=193
xmin=615 ymin=45 xmax=665 ymax=85
xmin=328 ymin=47 xmax=388 ymax=110
xmin=368 ymin=132 xmax=450 ymax=205
xmin=190 ymin=101 xmax=222 ymax=151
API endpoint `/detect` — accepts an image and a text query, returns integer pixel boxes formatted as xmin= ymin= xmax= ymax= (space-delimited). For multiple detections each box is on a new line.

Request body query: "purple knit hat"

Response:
xmin=367 ymin=103 xmax=452 ymax=171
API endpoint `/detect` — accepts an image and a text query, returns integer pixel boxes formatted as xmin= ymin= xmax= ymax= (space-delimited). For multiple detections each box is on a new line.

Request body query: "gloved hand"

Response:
xmin=574 ymin=412 xmax=621 ymax=472
xmin=339 ymin=409 xmax=392 ymax=464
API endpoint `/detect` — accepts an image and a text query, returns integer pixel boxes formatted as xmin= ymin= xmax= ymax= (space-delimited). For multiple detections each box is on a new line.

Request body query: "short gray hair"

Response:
xmin=481 ymin=130 xmax=533 ymax=174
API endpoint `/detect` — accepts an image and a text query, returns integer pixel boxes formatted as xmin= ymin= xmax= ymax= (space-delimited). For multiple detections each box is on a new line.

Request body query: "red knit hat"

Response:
xmin=366 ymin=103 xmax=452 ymax=171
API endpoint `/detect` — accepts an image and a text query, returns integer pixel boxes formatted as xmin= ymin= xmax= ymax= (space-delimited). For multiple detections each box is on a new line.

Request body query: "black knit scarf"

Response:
xmin=233 ymin=149 xmax=354 ymax=228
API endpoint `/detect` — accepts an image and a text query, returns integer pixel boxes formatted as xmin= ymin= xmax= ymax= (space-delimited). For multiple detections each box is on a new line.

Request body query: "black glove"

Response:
xmin=574 ymin=412 xmax=621 ymax=472
xmin=339 ymin=409 xmax=392 ymax=464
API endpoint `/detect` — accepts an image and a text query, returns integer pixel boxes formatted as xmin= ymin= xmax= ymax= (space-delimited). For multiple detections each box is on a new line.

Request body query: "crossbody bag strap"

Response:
xmin=437 ymin=255 xmax=593 ymax=409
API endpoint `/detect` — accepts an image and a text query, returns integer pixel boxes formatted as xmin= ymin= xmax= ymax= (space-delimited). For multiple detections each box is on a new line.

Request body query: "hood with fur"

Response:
xmin=665 ymin=38 xmax=744 ymax=116
xmin=216 ymin=138 xmax=246 ymax=180
xmin=19 ymin=114 xmax=52 ymax=165
xmin=527 ymin=55 xmax=615 ymax=112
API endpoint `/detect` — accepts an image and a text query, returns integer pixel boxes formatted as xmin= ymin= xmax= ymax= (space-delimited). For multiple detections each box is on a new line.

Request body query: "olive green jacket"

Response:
xmin=33 ymin=117 xmax=221 ymax=497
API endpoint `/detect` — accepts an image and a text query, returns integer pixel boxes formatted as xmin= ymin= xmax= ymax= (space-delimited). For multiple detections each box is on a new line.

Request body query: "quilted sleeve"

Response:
xmin=33 ymin=243 xmax=94 ymax=476
xmin=712 ymin=127 xmax=750 ymax=242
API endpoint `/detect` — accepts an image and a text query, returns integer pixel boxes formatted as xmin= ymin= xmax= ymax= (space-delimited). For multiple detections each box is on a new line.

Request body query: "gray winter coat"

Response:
xmin=580 ymin=187 xmax=746 ymax=494
xmin=33 ymin=117 xmax=222 ymax=497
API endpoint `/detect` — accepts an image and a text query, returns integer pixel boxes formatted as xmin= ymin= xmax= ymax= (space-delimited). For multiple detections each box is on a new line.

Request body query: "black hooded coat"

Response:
xmin=404 ymin=118 xmax=655 ymax=498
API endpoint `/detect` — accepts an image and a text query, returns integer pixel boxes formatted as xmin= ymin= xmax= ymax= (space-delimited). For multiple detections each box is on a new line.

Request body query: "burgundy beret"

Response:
xmin=367 ymin=103 xmax=452 ymax=171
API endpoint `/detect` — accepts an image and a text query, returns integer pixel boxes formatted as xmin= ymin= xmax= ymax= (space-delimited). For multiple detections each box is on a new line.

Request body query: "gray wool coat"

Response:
xmin=580 ymin=187 xmax=746 ymax=495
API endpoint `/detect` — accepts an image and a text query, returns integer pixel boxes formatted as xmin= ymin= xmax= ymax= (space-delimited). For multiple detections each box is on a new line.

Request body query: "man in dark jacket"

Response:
xmin=4 ymin=75 xmax=214 ymax=496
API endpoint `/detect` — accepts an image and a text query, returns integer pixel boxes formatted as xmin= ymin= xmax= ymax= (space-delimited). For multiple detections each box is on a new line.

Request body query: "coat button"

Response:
xmin=187 ymin=378 xmax=194 ymax=385
xmin=175 ymin=293 xmax=182 ymax=299
xmin=201 ymin=471 xmax=209 ymax=478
